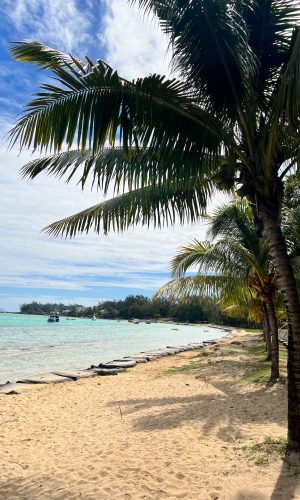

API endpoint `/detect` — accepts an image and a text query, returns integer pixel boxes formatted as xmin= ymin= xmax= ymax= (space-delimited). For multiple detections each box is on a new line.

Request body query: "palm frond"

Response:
xmin=209 ymin=200 xmax=253 ymax=236
xmin=242 ymin=1 xmax=300 ymax=91
xmin=208 ymin=198 xmax=270 ymax=268
xmin=9 ymin=41 xmax=223 ymax=156
xmin=170 ymin=240 xmax=212 ymax=278
xmin=154 ymin=274 xmax=242 ymax=300
xmin=170 ymin=238 xmax=246 ymax=279
xmin=21 ymin=146 xmax=222 ymax=194
xmin=170 ymin=235 xmax=267 ymax=285
xmin=213 ymin=238 xmax=265 ymax=279
xmin=265 ymin=28 xmax=300 ymax=164
xmin=43 ymin=178 xmax=213 ymax=237
xmin=10 ymin=40 xmax=88 ymax=72
xmin=164 ymin=197 xmax=277 ymax=310
xmin=131 ymin=0 xmax=256 ymax=115
xmin=220 ymin=290 xmax=263 ymax=323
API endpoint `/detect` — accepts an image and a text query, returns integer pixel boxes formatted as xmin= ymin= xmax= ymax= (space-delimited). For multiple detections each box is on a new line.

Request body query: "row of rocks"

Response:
xmin=0 ymin=339 xmax=219 ymax=395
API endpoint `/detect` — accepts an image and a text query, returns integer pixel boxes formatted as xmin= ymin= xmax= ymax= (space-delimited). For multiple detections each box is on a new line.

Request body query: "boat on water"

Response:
xmin=47 ymin=312 xmax=60 ymax=322
xmin=91 ymin=315 xmax=97 ymax=321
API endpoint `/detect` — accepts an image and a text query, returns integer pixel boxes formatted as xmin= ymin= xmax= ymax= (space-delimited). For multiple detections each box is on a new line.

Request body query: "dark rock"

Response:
xmin=17 ymin=374 xmax=73 ymax=384
xmin=99 ymin=359 xmax=137 ymax=369
xmin=92 ymin=368 xmax=124 ymax=376
xmin=52 ymin=370 xmax=96 ymax=380
xmin=0 ymin=383 xmax=41 ymax=395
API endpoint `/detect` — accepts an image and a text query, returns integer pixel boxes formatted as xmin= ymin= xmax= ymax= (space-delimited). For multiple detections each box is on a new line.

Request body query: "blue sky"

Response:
xmin=0 ymin=0 xmax=223 ymax=312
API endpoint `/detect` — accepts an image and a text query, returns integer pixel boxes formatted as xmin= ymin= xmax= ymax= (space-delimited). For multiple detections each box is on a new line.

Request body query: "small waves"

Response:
xmin=0 ymin=344 xmax=58 ymax=358
xmin=0 ymin=314 xmax=227 ymax=383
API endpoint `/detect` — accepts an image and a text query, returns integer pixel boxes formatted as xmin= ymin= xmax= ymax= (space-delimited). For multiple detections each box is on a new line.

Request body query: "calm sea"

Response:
xmin=0 ymin=313 xmax=227 ymax=383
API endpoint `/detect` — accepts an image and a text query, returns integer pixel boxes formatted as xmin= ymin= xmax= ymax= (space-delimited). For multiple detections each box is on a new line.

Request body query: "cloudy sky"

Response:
xmin=0 ymin=0 xmax=224 ymax=312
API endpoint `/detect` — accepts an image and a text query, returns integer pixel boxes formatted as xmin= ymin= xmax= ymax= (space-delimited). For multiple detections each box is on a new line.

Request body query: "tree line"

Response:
xmin=19 ymin=295 xmax=258 ymax=326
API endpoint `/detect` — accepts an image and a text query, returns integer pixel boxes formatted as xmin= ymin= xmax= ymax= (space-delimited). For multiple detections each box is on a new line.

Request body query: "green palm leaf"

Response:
xmin=132 ymin=0 xmax=256 ymax=114
xmin=10 ymin=40 xmax=88 ymax=71
xmin=208 ymin=198 xmax=270 ymax=272
xmin=43 ymin=178 xmax=213 ymax=237
xmin=242 ymin=1 xmax=300 ymax=92
xmin=154 ymin=274 xmax=242 ymax=300
xmin=21 ymin=146 xmax=222 ymax=194
xmin=170 ymin=239 xmax=247 ymax=279
xmin=161 ymin=199 xmax=277 ymax=309
xmin=170 ymin=199 xmax=273 ymax=283
xmin=9 ymin=41 xmax=223 ymax=156
xmin=266 ymin=28 xmax=300 ymax=157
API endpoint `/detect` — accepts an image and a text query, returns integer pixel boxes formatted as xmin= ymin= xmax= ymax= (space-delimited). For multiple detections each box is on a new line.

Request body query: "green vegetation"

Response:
xmin=20 ymin=301 xmax=83 ymax=316
xmin=241 ymin=341 xmax=287 ymax=384
xmin=241 ymin=437 xmax=287 ymax=466
xmin=243 ymin=341 xmax=270 ymax=358
xmin=157 ymin=333 xmax=287 ymax=384
xmin=156 ymin=198 xmax=281 ymax=380
xmin=241 ymin=364 xmax=274 ymax=385
xmin=160 ymin=359 xmax=203 ymax=377
xmin=20 ymin=295 xmax=258 ymax=325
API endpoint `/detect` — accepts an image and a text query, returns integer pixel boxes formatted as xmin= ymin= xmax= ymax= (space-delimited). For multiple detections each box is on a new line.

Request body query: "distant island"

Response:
xmin=19 ymin=295 xmax=257 ymax=327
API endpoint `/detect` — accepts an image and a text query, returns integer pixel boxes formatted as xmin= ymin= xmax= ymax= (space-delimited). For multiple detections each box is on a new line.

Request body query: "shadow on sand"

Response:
xmin=108 ymin=343 xmax=300 ymax=498
xmin=270 ymin=453 xmax=300 ymax=499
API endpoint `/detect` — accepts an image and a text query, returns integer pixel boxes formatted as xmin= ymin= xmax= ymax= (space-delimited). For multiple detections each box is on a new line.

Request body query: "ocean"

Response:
xmin=0 ymin=313 xmax=227 ymax=383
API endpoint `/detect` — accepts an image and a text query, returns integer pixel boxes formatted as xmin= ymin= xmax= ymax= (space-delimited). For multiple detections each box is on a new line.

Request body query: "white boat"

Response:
xmin=48 ymin=312 xmax=59 ymax=322
xmin=92 ymin=315 xmax=97 ymax=321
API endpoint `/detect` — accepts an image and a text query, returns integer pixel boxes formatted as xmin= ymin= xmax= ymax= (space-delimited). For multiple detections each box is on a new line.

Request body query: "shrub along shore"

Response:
xmin=19 ymin=296 xmax=260 ymax=328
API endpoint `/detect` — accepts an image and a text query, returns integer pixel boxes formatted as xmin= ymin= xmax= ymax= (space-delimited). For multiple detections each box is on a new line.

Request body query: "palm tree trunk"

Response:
xmin=264 ymin=294 xmax=279 ymax=380
xmin=256 ymin=199 xmax=300 ymax=449
xmin=262 ymin=302 xmax=272 ymax=360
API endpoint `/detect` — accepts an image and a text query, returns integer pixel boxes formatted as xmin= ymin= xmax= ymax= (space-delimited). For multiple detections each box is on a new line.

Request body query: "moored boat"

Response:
xmin=48 ymin=312 xmax=60 ymax=322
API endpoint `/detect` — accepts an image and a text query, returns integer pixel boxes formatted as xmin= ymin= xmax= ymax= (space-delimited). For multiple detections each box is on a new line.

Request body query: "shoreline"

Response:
xmin=1 ymin=329 xmax=298 ymax=499
xmin=0 ymin=326 xmax=233 ymax=395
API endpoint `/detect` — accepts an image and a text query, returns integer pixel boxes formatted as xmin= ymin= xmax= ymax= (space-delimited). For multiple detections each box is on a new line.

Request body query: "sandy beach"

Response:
xmin=1 ymin=330 xmax=299 ymax=499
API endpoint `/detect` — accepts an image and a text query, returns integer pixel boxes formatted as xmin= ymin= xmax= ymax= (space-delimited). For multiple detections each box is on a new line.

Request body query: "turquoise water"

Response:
xmin=0 ymin=314 xmax=227 ymax=383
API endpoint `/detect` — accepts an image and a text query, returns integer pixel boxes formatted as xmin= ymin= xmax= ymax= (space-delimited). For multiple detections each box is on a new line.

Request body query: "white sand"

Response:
xmin=0 ymin=330 xmax=299 ymax=499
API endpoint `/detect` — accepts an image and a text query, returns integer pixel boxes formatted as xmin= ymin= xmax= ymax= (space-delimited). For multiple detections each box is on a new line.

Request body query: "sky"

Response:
xmin=0 ymin=0 xmax=225 ymax=312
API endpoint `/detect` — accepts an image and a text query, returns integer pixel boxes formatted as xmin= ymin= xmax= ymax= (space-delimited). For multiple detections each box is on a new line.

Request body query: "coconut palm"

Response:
xmin=160 ymin=270 xmax=274 ymax=356
xmin=156 ymin=199 xmax=280 ymax=379
xmin=9 ymin=1 xmax=300 ymax=447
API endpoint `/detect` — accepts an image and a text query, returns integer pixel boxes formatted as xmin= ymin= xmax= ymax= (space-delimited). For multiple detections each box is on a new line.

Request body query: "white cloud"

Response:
xmin=1 ymin=143 xmax=224 ymax=307
xmin=0 ymin=0 xmax=228 ymax=311
xmin=2 ymin=0 xmax=93 ymax=52
xmin=101 ymin=0 xmax=171 ymax=79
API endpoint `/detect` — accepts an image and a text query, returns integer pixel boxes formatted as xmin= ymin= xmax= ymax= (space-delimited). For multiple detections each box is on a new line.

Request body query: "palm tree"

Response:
xmin=9 ymin=1 xmax=300 ymax=448
xmin=156 ymin=199 xmax=280 ymax=380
